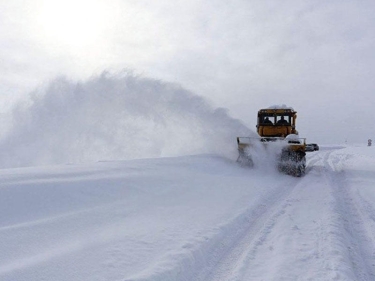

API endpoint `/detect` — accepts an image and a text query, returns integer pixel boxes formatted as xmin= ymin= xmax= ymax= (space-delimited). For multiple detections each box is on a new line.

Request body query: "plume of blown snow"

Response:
xmin=244 ymin=140 xmax=286 ymax=175
xmin=0 ymin=72 xmax=254 ymax=168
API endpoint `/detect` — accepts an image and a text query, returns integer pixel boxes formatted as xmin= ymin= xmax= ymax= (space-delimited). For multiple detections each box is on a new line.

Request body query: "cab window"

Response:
xmin=260 ymin=115 xmax=274 ymax=125
xmin=275 ymin=115 xmax=290 ymax=125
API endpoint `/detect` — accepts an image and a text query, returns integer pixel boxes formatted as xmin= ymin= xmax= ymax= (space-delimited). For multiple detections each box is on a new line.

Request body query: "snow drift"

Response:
xmin=2 ymin=145 xmax=375 ymax=280
xmin=0 ymin=72 xmax=252 ymax=168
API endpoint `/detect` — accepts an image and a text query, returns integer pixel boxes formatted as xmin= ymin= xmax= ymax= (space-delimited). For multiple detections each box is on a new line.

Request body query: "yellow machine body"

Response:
xmin=237 ymin=107 xmax=307 ymax=176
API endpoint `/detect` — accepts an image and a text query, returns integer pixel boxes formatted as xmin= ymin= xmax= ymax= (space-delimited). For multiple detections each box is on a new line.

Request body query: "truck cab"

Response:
xmin=256 ymin=108 xmax=298 ymax=138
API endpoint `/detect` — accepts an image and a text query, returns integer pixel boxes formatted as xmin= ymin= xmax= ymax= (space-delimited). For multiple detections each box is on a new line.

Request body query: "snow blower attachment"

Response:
xmin=237 ymin=107 xmax=307 ymax=177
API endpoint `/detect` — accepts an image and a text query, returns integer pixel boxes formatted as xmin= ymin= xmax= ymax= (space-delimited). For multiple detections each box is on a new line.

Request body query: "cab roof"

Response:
xmin=258 ymin=108 xmax=297 ymax=114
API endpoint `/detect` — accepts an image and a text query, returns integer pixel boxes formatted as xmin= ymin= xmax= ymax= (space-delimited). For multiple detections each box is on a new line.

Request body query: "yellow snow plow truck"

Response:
xmin=237 ymin=107 xmax=307 ymax=177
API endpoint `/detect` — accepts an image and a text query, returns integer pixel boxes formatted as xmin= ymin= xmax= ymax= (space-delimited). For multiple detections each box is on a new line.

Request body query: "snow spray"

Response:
xmin=0 ymin=72 xmax=252 ymax=168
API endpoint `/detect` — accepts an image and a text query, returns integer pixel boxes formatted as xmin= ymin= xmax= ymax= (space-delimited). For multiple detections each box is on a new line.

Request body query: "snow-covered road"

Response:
xmin=1 ymin=145 xmax=375 ymax=281
xmin=197 ymin=147 xmax=375 ymax=281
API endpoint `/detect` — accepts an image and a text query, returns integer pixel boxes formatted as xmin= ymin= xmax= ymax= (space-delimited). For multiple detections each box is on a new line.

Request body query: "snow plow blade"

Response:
xmin=237 ymin=136 xmax=306 ymax=177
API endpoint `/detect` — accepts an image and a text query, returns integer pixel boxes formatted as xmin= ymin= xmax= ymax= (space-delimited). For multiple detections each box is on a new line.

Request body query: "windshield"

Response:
xmin=259 ymin=114 xmax=291 ymax=125
xmin=259 ymin=115 xmax=274 ymax=125
xmin=275 ymin=115 xmax=290 ymax=125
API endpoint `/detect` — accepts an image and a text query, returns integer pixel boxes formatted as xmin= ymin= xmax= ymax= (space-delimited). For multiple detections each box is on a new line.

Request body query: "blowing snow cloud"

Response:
xmin=0 ymin=72 xmax=252 ymax=168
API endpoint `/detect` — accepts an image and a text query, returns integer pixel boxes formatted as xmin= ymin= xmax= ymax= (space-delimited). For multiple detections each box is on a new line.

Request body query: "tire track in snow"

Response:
xmin=352 ymin=190 xmax=375 ymax=276
xmin=193 ymin=176 xmax=301 ymax=281
xmin=322 ymin=150 xmax=375 ymax=280
xmin=192 ymin=149 xmax=375 ymax=281
xmin=353 ymin=191 xmax=375 ymax=249
xmin=305 ymin=151 xmax=322 ymax=173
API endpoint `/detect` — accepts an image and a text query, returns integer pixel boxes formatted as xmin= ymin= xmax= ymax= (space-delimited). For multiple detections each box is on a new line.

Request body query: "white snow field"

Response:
xmin=1 ymin=145 xmax=375 ymax=281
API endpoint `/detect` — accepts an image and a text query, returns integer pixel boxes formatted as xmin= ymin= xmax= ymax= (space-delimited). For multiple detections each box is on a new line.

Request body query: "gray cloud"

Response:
xmin=1 ymin=0 xmax=375 ymax=144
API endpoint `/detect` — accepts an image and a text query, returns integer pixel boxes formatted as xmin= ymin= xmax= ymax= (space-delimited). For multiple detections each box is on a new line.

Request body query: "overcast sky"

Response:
xmin=1 ymin=0 xmax=375 ymax=144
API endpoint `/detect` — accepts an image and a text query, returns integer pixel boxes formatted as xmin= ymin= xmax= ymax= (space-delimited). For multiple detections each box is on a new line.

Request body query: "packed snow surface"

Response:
xmin=2 ymin=145 xmax=375 ymax=280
